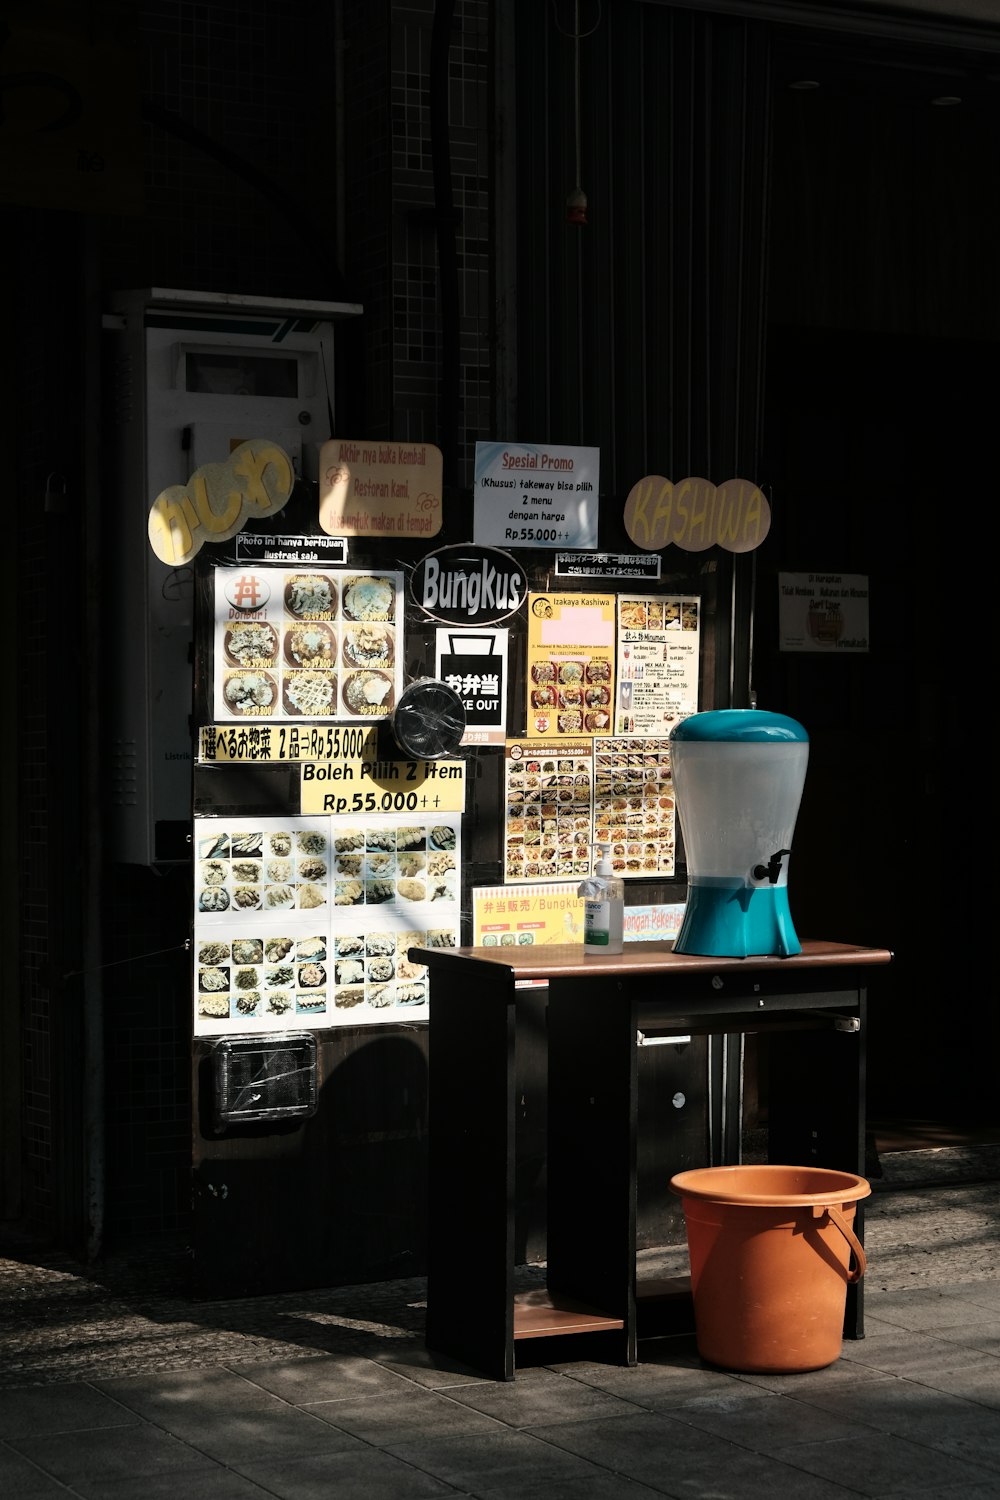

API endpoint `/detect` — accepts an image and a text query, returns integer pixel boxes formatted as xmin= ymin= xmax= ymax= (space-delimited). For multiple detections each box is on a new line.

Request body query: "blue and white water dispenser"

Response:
xmin=669 ymin=709 xmax=809 ymax=958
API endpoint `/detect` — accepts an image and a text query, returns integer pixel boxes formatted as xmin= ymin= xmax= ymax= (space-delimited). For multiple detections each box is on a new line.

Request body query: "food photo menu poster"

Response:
xmin=500 ymin=735 xmax=676 ymax=882
xmin=614 ymin=594 xmax=700 ymax=736
xmin=502 ymin=739 xmax=595 ymax=883
xmin=525 ymin=592 xmax=615 ymax=738
xmin=193 ymin=813 xmax=460 ymax=1035
xmin=595 ymin=737 xmax=676 ymax=878
xmin=212 ymin=566 xmax=404 ymax=722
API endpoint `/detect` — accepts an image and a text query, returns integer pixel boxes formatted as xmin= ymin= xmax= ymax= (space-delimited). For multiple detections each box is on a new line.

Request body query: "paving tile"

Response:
xmin=865 ymin=1289 xmax=1000 ymax=1333
xmin=305 ymin=1385 xmax=504 ymax=1450
xmin=734 ymin=1357 xmax=891 ymax=1398
xmin=667 ymin=1384 xmax=869 ymax=1453
xmin=769 ymin=1430 xmax=1000 ymax=1496
xmin=132 ymin=1403 xmax=366 ymax=1465
xmin=440 ymin=1366 xmax=648 ymax=1427
xmin=909 ymin=1360 xmax=1000 ymax=1410
xmin=926 ymin=1319 xmax=1000 ymax=1356
xmin=958 ymin=1284 xmax=1000 ymax=1313
xmin=387 ymin=1427 xmax=668 ymax=1496
xmin=839 ymin=1328 xmax=1000 ymax=1380
xmin=545 ymin=1349 xmax=750 ymax=1408
xmin=473 ymin=1474 xmax=668 ymax=1500
xmin=372 ymin=1337 xmax=496 ymax=1389
xmin=79 ymin=1469 xmax=277 ymax=1500
xmin=525 ymin=1410 xmax=860 ymax=1496
xmin=94 ymin=1367 xmax=291 ymax=1418
xmin=8 ymin=1424 xmax=219 ymax=1487
xmin=926 ymin=1411 xmax=1000 ymax=1472
xmin=227 ymin=1351 xmax=418 ymax=1404
xmin=236 ymin=1447 xmax=461 ymax=1498
xmin=855 ymin=1315 xmax=913 ymax=1336
xmin=0 ymin=1445 xmax=77 ymax=1498
xmin=782 ymin=1371 xmax=995 ymax=1435
xmin=864 ymin=1487 xmax=1000 ymax=1500
xmin=0 ymin=1382 xmax=141 ymax=1438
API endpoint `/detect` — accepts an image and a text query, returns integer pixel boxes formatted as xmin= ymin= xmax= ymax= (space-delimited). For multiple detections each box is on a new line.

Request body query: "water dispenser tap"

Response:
xmin=752 ymin=849 xmax=791 ymax=885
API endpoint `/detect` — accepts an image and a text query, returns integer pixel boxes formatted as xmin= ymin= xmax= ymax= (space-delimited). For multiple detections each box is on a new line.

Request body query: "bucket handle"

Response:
xmin=814 ymin=1203 xmax=867 ymax=1282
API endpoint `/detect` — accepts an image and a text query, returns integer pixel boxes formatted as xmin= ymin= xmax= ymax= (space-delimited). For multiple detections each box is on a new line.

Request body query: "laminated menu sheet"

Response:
xmin=193 ymin=813 xmax=460 ymax=1034
xmin=212 ymin=566 xmax=404 ymax=722
xmin=614 ymin=593 xmax=700 ymax=736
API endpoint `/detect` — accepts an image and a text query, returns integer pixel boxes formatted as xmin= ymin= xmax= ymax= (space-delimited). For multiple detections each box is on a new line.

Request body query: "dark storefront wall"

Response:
xmin=6 ymin=0 xmax=998 ymax=1273
xmin=757 ymin=25 xmax=1000 ymax=1118
xmin=507 ymin=0 xmax=1000 ymax=1135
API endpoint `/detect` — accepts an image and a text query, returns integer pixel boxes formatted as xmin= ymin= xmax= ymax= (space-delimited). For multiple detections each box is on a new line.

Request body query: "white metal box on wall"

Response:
xmin=105 ymin=288 xmax=361 ymax=866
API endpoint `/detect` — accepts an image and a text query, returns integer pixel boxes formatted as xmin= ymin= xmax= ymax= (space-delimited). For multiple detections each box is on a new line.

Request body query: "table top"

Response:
xmin=409 ymin=938 xmax=893 ymax=983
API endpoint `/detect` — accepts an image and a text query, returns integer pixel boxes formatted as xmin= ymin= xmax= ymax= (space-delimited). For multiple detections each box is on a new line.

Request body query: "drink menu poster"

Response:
xmin=614 ymin=594 xmax=700 ymax=736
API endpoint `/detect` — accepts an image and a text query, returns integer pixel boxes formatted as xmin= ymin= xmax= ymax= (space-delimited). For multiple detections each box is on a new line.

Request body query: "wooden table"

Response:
xmin=410 ymin=938 xmax=893 ymax=1380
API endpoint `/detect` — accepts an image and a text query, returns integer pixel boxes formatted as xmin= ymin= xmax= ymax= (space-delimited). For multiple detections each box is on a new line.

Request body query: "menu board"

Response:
xmin=526 ymin=592 xmax=615 ymax=737
xmin=614 ymin=593 xmax=700 ymax=736
xmin=503 ymin=740 xmax=595 ymax=883
xmin=594 ymin=737 xmax=676 ymax=877
xmin=213 ymin=566 xmax=403 ymax=722
xmin=499 ymin=735 xmax=677 ymax=883
xmin=193 ymin=813 xmax=460 ymax=1034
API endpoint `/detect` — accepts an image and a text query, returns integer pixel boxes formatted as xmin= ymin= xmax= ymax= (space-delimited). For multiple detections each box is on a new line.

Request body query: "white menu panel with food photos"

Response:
xmin=193 ymin=814 xmax=460 ymax=1034
xmin=213 ymin=567 xmax=403 ymax=722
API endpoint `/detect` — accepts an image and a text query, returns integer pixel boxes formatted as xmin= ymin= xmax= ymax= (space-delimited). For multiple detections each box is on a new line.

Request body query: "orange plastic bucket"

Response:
xmin=669 ymin=1164 xmax=871 ymax=1373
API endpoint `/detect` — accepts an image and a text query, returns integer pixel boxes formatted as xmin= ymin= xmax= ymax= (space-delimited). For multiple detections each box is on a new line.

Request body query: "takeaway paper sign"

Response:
xmin=473 ymin=441 xmax=599 ymax=549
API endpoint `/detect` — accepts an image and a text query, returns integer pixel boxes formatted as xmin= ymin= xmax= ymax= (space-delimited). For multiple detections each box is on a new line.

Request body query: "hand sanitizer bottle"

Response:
xmin=578 ymin=843 xmax=625 ymax=955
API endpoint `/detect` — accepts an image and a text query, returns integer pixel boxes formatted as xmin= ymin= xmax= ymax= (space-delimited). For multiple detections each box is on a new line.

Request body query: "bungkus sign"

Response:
xmin=410 ymin=545 xmax=527 ymax=625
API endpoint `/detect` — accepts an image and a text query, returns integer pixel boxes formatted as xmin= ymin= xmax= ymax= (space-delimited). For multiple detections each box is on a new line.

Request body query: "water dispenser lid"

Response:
xmin=670 ymin=709 xmax=808 ymax=744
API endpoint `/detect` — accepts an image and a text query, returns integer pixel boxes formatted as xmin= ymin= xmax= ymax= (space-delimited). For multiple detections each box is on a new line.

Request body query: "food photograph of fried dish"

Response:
xmin=284 ymin=573 xmax=336 ymax=618
xmin=342 ymin=575 xmax=395 ymax=622
xmin=343 ymin=623 xmax=394 ymax=668
xmin=620 ymin=602 xmax=647 ymax=630
xmin=283 ymin=671 xmax=337 ymax=717
xmin=342 ymin=669 xmax=394 ymax=716
xmin=284 ymin=623 xmax=336 ymax=668
xmin=223 ymin=621 xmax=278 ymax=667
xmin=223 ymin=671 xmax=277 ymax=715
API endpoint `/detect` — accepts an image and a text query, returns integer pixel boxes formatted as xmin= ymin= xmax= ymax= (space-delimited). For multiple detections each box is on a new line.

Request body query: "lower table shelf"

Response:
xmin=513 ymin=1289 xmax=625 ymax=1340
xmin=513 ymin=1276 xmax=699 ymax=1343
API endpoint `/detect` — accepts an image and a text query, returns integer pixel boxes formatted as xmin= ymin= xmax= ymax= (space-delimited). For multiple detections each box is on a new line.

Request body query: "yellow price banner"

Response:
xmin=300 ymin=758 xmax=465 ymax=816
xmin=199 ymin=724 xmax=378 ymax=763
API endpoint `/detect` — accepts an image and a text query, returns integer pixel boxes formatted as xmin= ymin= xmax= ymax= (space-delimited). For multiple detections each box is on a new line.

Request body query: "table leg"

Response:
xmin=546 ymin=977 xmax=638 ymax=1365
xmin=426 ymin=969 xmax=516 ymax=1379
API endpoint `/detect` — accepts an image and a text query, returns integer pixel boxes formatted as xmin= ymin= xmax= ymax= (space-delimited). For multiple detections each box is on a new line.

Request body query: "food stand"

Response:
xmin=171 ymin=435 xmax=841 ymax=1296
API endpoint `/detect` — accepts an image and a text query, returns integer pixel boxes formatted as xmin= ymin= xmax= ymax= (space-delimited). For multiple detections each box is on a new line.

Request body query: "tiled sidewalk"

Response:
xmin=1 ymin=1175 xmax=999 ymax=1499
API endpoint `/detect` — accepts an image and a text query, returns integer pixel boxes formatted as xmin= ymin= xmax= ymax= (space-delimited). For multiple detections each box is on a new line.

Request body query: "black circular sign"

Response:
xmin=409 ymin=544 xmax=527 ymax=625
